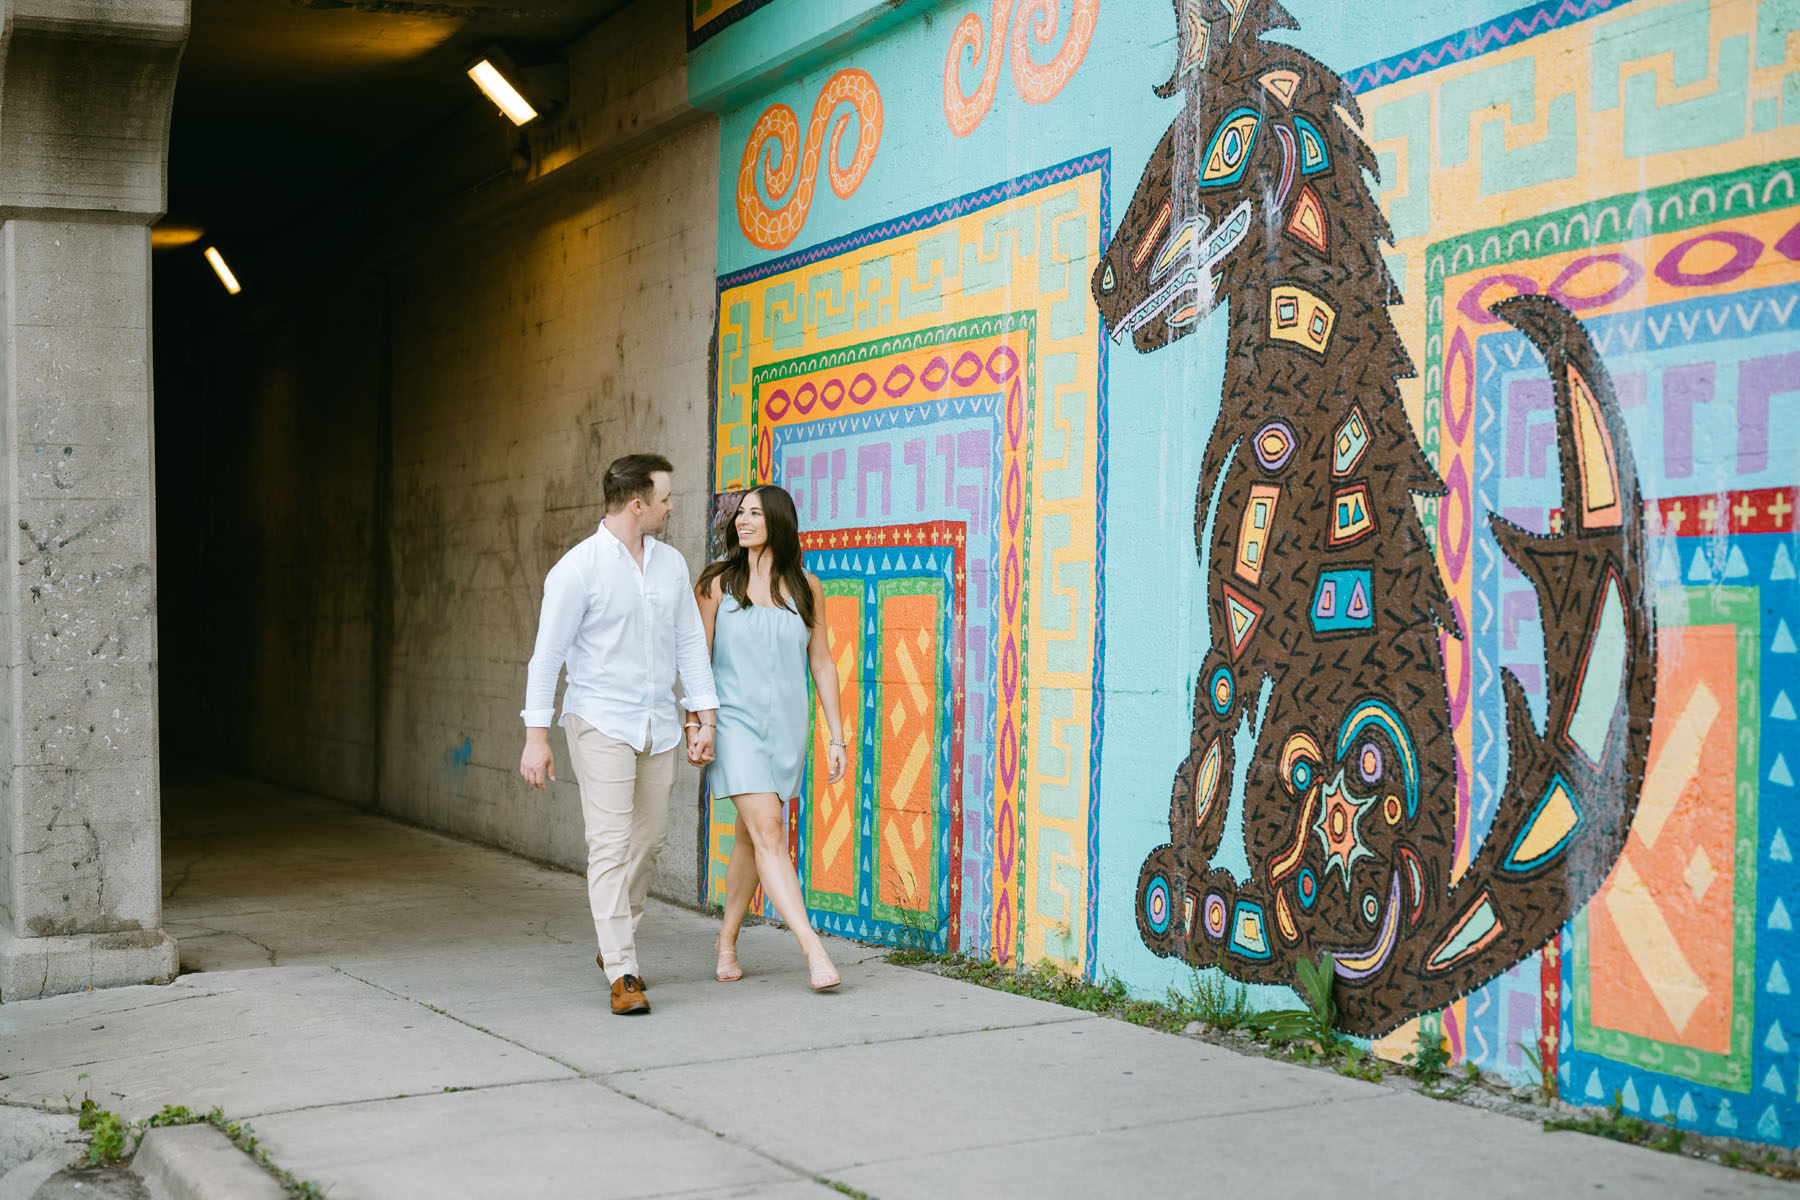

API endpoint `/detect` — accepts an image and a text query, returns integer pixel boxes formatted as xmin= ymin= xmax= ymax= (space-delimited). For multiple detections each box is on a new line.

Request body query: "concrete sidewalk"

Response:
xmin=0 ymin=778 xmax=1788 ymax=1198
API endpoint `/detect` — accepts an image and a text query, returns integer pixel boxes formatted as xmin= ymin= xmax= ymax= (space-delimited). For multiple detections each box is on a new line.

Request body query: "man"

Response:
xmin=520 ymin=453 xmax=717 ymax=1015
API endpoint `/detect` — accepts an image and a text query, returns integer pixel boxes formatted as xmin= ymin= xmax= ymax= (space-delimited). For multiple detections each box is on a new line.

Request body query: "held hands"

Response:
xmin=686 ymin=723 xmax=716 ymax=767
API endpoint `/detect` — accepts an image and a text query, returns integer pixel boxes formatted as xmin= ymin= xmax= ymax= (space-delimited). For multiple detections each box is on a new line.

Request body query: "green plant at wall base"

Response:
xmin=1517 ymin=1040 xmax=1551 ymax=1101
xmin=1246 ymin=953 xmax=1339 ymax=1049
xmin=1183 ymin=961 xmax=1258 ymax=1030
xmin=894 ymin=952 xmax=1196 ymax=1033
xmin=1544 ymin=1090 xmax=1686 ymax=1155
xmin=882 ymin=865 xmax=940 ymax=956
xmin=1402 ymin=1021 xmax=1452 ymax=1083
xmin=1335 ymin=1042 xmax=1384 ymax=1082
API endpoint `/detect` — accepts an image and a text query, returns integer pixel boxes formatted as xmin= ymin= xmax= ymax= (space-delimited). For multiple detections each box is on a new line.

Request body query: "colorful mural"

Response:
xmin=1094 ymin=0 xmax=1655 ymax=1038
xmin=709 ymin=158 xmax=1110 ymax=970
xmin=691 ymin=0 xmax=1800 ymax=1149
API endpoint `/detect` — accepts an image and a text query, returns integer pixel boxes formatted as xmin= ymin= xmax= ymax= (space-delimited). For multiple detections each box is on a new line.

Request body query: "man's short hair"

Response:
xmin=603 ymin=453 xmax=673 ymax=511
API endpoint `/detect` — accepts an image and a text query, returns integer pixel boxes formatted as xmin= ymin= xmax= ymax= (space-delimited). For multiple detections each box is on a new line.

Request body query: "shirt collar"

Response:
xmin=595 ymin=520 xmax=657 ymax=560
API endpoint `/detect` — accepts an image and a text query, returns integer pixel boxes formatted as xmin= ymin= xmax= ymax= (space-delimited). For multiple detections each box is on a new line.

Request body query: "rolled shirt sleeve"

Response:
xmin=521 ymin=557 xmax=586 ymax=726
xmin=672 ymin=558 xmax=719 ymax=712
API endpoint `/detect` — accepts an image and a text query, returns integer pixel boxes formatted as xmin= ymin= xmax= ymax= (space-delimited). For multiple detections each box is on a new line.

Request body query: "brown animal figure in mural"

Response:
xmin=1091 ymin=0 xmax=1656 ymax=1035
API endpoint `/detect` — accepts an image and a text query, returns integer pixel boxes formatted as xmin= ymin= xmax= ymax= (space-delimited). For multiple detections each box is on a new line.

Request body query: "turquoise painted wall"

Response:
xmin=691 ymin=0 xmax=1800 ymax=1149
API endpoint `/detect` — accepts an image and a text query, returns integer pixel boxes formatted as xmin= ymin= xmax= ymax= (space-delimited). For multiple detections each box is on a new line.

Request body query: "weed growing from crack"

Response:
xmin=68 ymin=1093 xmax=327 ymax=1197
xmin=1517 ymin=1039 xmax=1552 ymax=1102
xmin=76 ymin=1095 xmax=129 ymax=1166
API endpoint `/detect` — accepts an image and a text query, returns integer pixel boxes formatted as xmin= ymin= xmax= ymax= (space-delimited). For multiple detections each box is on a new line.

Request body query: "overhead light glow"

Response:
xmin=468 ymin=59 xmax=538 ymax=126
xmin=151 ymin=223 xmax=204 ymax=249
xmin=204 ymin=246 xmax=242 ymax=295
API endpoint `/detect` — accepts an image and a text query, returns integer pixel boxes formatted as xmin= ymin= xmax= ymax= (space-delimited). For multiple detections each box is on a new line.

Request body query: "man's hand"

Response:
xmin=686 ymin=723 xmax=716 ymax=766
xmin=521 ymin=728 xmax=555 ymax=789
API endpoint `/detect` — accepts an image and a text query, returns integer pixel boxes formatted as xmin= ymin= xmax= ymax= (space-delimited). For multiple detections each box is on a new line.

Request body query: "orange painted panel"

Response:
xmin=1587 ymin=624 xmax=1737 ymax=1054
xmin=876 ymin=591 xmax=938 ymax=913
xmin=807 ymin=590 xmax=862 ymax=901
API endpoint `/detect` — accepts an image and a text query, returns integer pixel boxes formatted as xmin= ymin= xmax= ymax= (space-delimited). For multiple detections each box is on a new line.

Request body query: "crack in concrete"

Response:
xmin=588 ymin=1073 xmax=825 ymax=1192
xmin=228 ymin=1074 xmax=572 ymax=1122
xmin=328 ymin=967 xmax=585 ymax=1075
xmin=590 ymin=1012 xmax=1102 ymax=1079
xmin=181 ymin=923 xmax=279 ymax=967
xmin=325 ymin=962 xmax=1104 ymax=1084
xmin=70 ymin=991 xmax=224 ymax=1020
xmin=161 ymin=840 xmax=212 ymax=903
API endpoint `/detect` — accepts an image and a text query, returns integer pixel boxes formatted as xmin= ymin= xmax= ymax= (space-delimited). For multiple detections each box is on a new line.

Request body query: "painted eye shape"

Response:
xmin=1292 ymin=115 xmax=1330 ymax=175
xmin=1099 ymin=262 xmax=1115 ymax=293
xmin=1199 ymin=107 xmax=1261 ymax=188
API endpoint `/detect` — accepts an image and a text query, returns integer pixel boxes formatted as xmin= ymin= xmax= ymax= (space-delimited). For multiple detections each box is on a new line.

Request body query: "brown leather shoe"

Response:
xmin=597 ymin=951 xmax=646 ymax=990
xmin=610 ymin=974 xmax=650 ymax=1015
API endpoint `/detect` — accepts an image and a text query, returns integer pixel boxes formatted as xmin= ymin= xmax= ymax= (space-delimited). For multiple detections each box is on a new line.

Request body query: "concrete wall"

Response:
xmin=378 ymin=118 xmax=720 ymax=897
xmin=0 ymin=0 xmax=186 ymax=998
xmin=159 ymin=0 xmax=721 ymax=902
xmin=687 ymin=0 xmax=1800 ymax=1149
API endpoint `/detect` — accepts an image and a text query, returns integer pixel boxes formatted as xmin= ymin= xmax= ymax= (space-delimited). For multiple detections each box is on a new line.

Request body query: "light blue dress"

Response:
xmin=708 ymin=595 xmax=813 ymax=799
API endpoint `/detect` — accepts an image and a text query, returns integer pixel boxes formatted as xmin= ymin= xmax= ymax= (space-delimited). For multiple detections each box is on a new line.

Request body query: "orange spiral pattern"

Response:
xmin=943 ymin=0 xmax=1098 ymax=138
xmin=943 ymin=0 xmax=1010 ymax=138
xmin=1011 ymin=0 xmax=1099 ymax=103
xmin=736 ymin=68 xmax=883 ymax=251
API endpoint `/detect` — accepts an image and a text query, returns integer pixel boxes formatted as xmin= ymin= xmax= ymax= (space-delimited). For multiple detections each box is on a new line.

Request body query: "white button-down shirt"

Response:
xmin=521 ymin=523 xmax=718 ymax=754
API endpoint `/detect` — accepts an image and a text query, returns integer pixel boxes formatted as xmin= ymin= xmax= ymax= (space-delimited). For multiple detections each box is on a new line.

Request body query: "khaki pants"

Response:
xmin=564 ymin=714 xmax=676 ymax=983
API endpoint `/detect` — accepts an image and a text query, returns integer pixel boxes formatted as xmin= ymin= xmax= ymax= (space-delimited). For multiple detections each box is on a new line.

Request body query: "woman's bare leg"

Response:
xmin=733 ymin=792 xmax=835 ymax=980
xmin=717 ymin=811 xmax=761 ymax=968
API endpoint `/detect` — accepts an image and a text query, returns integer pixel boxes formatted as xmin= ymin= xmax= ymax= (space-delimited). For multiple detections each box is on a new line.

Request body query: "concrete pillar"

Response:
xmin=0 ymin=0 xmax=187 ymax=998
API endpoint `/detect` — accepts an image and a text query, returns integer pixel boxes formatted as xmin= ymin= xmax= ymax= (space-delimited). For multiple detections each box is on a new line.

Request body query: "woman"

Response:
xmin=692 ymin=485 xmax=849 ymax=990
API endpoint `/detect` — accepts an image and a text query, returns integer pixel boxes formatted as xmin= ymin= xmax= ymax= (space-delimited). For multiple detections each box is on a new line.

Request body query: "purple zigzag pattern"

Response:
xmin=717 ymin=152 xmax=1113 ymax=293
xmin=1343 ymin=0 xmax=1629 ymax=94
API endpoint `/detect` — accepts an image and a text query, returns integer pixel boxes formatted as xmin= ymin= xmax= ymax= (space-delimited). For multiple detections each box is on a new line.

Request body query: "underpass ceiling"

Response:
xmin=168 ymin=0 xmax=630 ymax=240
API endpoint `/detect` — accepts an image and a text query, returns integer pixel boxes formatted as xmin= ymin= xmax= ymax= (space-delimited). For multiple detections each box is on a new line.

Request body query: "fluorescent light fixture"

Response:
xmin=468 ymin=59 xmax=538 ymax=126
xmin=151 ymin=223 xmax=204 ymax=249
xmin=204 ymin=246 xmax=242 ymax=295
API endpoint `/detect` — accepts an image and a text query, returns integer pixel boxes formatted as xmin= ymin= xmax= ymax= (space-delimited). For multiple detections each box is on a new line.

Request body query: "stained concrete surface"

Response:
xmin=0 ymin=775 xmax=1791 ymax=1198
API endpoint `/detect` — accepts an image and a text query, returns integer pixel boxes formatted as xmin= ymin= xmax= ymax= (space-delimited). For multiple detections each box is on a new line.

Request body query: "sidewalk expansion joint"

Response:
xmin=589 ymin=1071 xmax=831 ymax=1190
xmin=229 ymin=1074 xmax=574 ymax=1122
xmin=590 ymin=1012 xmax=1104 ymax=1078
xmin=329 ymin=966 xmax=586 ymax=1075
xmin=812 ymin=1088 xmax=1397 ymax=1173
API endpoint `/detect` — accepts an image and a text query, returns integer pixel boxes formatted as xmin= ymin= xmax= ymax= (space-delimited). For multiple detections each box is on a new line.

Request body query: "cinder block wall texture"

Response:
xmin=380 ymin=123 xmax=720 ymax=898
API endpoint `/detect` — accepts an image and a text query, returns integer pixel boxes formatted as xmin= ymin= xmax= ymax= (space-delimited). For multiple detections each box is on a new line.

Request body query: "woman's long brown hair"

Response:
xmin=697 ymin=484 xmax=816 ymax=627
